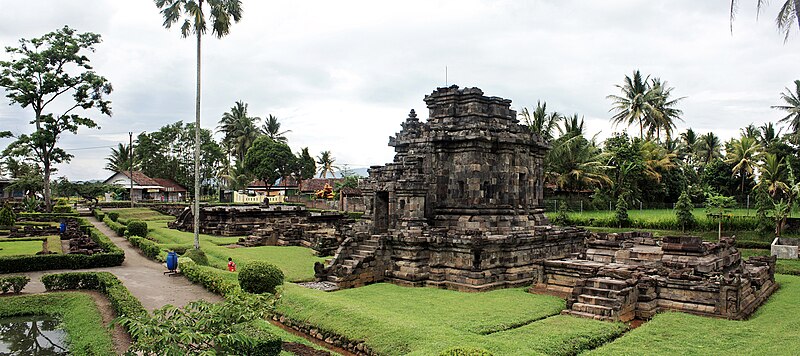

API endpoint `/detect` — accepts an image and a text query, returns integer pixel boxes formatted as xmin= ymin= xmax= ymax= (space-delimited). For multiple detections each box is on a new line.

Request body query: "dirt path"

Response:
xmin=19 ymin=216 xmax=222 ymax=311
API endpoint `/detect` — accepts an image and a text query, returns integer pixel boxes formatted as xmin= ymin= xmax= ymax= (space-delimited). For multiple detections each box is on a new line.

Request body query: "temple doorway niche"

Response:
xmin=374 ymin=191 xmax=390 ymax=233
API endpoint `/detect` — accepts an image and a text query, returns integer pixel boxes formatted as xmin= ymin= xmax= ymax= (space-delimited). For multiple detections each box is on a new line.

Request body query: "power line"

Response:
xmin=62 ymin=145 xmax=116 ymax=151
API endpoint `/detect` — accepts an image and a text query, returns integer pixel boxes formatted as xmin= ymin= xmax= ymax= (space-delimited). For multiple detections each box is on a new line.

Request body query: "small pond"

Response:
xmin=0 ymin=315 xmax=68 ymax=355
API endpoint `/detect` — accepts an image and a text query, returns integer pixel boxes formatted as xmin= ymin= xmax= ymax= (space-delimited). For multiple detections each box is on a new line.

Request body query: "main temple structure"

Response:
xmin=315 ymin=86 xmax=589 ymax=291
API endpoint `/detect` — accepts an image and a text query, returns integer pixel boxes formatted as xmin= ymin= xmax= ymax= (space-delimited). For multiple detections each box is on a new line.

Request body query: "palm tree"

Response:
xmin=639 ymin=140 xmax=676 ymax=183
xmin=740 ymin=123 xmax=761 ymax=139
xmin=758 ymin=122 xmax=783 ymax=148
xmin=316 ymin=151 xmax=339 ymax=178
xmin=105 ymin=143 xmax=136 ymax=172
xmin=217 ymin=101 xmax=260 ymax=163
xmin=261 ymin=114 xmax=291 ymax=144
xmin=547 ymin=133 xmax=612 ymax=194
xmin=730 ymin=1 xmax=800 ymax=42
xmin=758 ymin=153 xmax=790 ymax=198
xmin=647 ymin=78 xmax=684 ymax=141
xmin=679 ymin=128 xmax=700 ymax=165
xmin=697 ymin=132 xmax=722 ymax=166
xmin=519 ymin=101 xmax=561 ymax=142
xmin=156 ymin=0 xmax=243 ymax=250
xmin=608 ymin=70 xmax=661 ymax=139
xmin=772 ymin=80 xmax=800 ymax=141
xmin=559 ymin=114 xmax=586 ymax=137
xmin=725 ymin=136 xmax=763 ymax=193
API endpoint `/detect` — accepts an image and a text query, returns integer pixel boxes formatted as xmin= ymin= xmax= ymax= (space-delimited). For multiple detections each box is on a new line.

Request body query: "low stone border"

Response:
xmin=272 ymin=313 xmax=376 ymax=356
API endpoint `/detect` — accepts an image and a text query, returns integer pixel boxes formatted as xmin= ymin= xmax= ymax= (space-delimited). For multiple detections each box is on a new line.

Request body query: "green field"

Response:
xmin=0 ymin=240 xmax=44 ymax=256
xmin=276 ymin=283 xmax=626 ymax=355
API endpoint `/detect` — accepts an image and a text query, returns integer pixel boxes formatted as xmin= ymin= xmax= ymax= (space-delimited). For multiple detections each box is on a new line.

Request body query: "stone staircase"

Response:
xmin=323 ymin=235 xmax=385 ymax=288
xmin=562 ymin=277 xmax=638 ymax=322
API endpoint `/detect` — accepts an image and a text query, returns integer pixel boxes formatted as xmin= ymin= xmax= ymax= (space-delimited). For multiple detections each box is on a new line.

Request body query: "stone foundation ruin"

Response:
xmin=532 ymin=233 xmax=777 ymax=321
xmin=315 ymin=86 xmax=589 ymax=291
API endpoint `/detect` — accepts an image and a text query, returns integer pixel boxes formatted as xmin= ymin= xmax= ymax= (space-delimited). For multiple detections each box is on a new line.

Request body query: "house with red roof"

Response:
xmin=103 ymin=171 xmax=187 ymax=202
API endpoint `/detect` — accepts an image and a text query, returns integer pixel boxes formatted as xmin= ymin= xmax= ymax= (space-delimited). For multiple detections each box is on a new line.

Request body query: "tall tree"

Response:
xmin=647 ymin=78 xmax=684 ymax=140
xmin=261 ymin=114 xmax=291 ymax=144
xmin=297 ymin=147 xmax=316 ymax=180
xmin=0 ymin=26 xmax=112 ymax=211
xmin=217 ymin=101 xmax=260 ymax=163
xmin=519 ymin=101 xmax=561 ymax=142
xmin=608 ymin=70 xmax=659 ymax=139
xmin=243 ymin=136 xmax=296 ymax=194
xmin=156 ymin=0 xmax=243 ymax=249
xmin=725 ymin=136 xmax=763 ymax=194
xmin=679 ymin=128 xmax=700 ymax=166
xmin=105 ymin=143 xmax=136 ymax=172
xmin=698 ymin=132 xmax=722 ymax=166
xmin=730 ymin=0 xmax=800 ymax=42
xmin=773 ymin=80 xmax=800 ymax=141
xmin=316 ymin=151 xmax=339 ymax=178
xmin=758 ymin=153 xmax=789 ymax=198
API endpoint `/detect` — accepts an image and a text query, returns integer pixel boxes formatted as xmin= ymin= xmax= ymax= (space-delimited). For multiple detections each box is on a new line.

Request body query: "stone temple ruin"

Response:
xmin=313 ymin=85 xmax=777 ymax=321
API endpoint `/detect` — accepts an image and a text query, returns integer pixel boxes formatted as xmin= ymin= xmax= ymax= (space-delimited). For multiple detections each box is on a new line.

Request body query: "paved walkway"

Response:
xmin=19 ymin=216 xmax=222 ymax=311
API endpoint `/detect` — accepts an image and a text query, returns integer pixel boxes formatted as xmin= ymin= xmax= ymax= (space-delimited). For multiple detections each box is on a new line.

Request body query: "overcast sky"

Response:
xmin=0 ymin=1 xmax=798 ymax=181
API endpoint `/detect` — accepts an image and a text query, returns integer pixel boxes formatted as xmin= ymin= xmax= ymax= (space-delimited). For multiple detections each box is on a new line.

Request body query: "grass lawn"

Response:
xmin=276 ymin=283 xmax=627 ymax=355
xmin=106 ymin=207 xmax=175 ymax=224
xmin=589 ymin=274 xmax=800 ymax=355
xmin=0 ymin=292 xmax=115 ymax=355
xmin=0 ymin=240 xmax=44 ymax=256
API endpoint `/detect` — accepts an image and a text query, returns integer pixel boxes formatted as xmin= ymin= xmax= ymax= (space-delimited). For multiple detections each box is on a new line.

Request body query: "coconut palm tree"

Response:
xmin=698 ymin=132 xmax=722 ymax=166
xmin=261 ymin=114 xmax=291 ymax=144
xmin=519 ymin=101 xmax=561 ymax=142
xmin=773 ymin=80 xmax=800 ymax=141
xmin=316 ymin=151 xmax=339 ymax=178
xmin=725 ymin=136 xmax=763 ymax=194
xmin=647 ymin=78 xmax=684 ymax=141
xmin=547 ymin=118 xmax=612 ymax=195
xmin=105 ymin=143 xmax=136 ymax=172
xmin=679 ymin=128 xmax=700 ymax=165
xmin=758 ymin=153 xmax=790 ymax=198
xmin=730 ymin=0 xmax=800 ymax=42
xmin=608 ymin=70 xmax=661 ymax=139
xmin=155 ymin=0 xmax=243 ymax=250
xmin=217 ymin=101 xmax=260 ymax=163
xmin=639 ymin=140 xmax=676 ymax=183
xmin=758 ymin=122 xmax=783 ymax=148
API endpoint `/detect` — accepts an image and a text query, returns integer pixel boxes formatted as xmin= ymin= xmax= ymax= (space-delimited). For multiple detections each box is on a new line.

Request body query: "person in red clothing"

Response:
xmin=227 ymin=257 xmax=237 ymax=272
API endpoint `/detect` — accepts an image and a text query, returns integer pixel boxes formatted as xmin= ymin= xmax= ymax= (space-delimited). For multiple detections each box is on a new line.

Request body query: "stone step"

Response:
xmin=586 ymin=277 xmax=631 ymax=291
xmin=561 ymin=309 xmax=609 ymax=321
xmin=577 ymin=294 xmax=620 ymax=308
xmin=579 ymin=286 xmax=623 ymax=299
xmin=571 ymin=302 xmax=615 ymax=317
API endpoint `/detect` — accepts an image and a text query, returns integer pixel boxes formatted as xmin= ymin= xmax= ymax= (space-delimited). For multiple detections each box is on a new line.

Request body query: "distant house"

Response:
xmin=0 ymin=175 xmax=23 ymax=200
xmin=103 ymin=171 xmax=187 ymax=202
xmin=299 ymin=178 xmax=343 ymax=196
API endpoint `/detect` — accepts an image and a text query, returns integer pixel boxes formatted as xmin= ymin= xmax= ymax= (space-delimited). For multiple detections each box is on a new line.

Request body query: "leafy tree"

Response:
xmin=675 ymin=190 xmax=695 ymax=233
xmin=679 ymin=128 xmax=700 ymax=166
xmin=773 ymin=80 xmax=800 ymax=142
xmin=697 ymin=132 xmax=722 ymax=166
xmin=699 ymin=158 xmax=739 ymax=196
xmin=705 ymin=193 xmax=736 ymax=240
xmin=758 ymin=153 xmax=789 ymax=198
xmin=608 ymin=70 xmax=659 ymax=139
xmin=730 ymin=0 xmax=800 ymax=41
xmin=614 ymin=194 xmax=629 ymax=228
xmin=316 ymin=151 xmax=339 ymax=178
xmin=0 ymin=26 xmax=112 ymax=211
xmin=244 ymin=136 xmax=296 ymax=195
xmin=261 ymin=114 xmax=290 ymax=144
xmin=754 ymin=183 xmax=773 ymax=234
xmin=646 ymin=77 xmax=684 ymax=141
xmin=297 ymin=147 xmax=316 ymax=180
xmin=773 ymin=199 xmax=792 ymax=237
xmin=217 ymin=100 xmax=261 ymax=164
xmin=105 ymin=143 xmax=136 ymax=172
xmin=156 ymin=0 xmax=243 ymax=251
xmin=115 ymin=291 xmax=276 ymax=355
xmin=519 ymin=101 xmax=561 ymax=142
xmin=552 ymin=200 xmax=570 ymax=226
xmin=547 ymin=118 xmax=611 ymax=196
xmin=725 ymin=136 xmax=763 ymax=194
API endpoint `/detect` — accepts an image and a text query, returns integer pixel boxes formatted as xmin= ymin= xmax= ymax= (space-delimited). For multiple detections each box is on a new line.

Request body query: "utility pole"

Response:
xmin=129 ymin=132 xmax=134 ymax=208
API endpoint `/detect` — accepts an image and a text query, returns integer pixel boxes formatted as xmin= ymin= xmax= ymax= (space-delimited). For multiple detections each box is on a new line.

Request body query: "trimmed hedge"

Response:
xmin=225 ymin=320 xmax=282 ymax=355
xmin=17 ymin=212 xmax=80 ymax=221
xmin=128 ymin=236 xmax=161 ymax=260
xmin=736 ymin=240 xmax=772 ymax=249
xmin=107 ymin=211 xmax=120 ymax=222
xmin=103 ymin=216 xmax=127 ymax=236
xmin=0 ymin=228 xmax=124 ymax=273
xmin=93 ymin=209 xmax=105 ymax=220
xmin=238 ymin=261 xmax=284 ymax=294
xmin=53 ymin=205 xmax=76 ymax=214
xmin=183 ymin=248 xmax=209 ymax=265
xmin=0 ymin=275 xmax=30 ymax=294
xmin=42 ymin=271 xmax=147 ymax=319
xmin=179 ymin=258 xmax=239 ymax=296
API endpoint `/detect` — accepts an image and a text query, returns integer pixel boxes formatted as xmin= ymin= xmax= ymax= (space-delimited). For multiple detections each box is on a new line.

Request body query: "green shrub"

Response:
xmin=614 ymin=196 xmax=629 ymax=228
xmin=239 ymin=261 xmax=284 ymax=294
xmin=128 ymin=236 xmax=162 ymax=260
xmin=52 ymin=205 xmax=75 ymax=214
xmin=439 ymin=347 xmax=494 ymax=356
xmin=736 ymin=240 xmax=772 ymax=249
xmin=224 ymin=320 xmax=282 ymax=355
xmin=0 ymin=275 xmax=30 ymax=294
xmin=179 ymin=258 xmax=239 ymax=296
xmin=183 ymin=248 xmax=209 ymax=266
xmin=93 ymin=209 xmax=105 ymax=220
xmin=0 ymin=204 xmax=15 ymax=227
xmin=127 ymin=220 xmax=148 ymax=237
xmin=107 ymin=211 xmax=120 ymax=222
xmin=103 ymin=216 xmax=127 ymax=236
xmin=42 ymin=271 xmax=147 ymax=320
